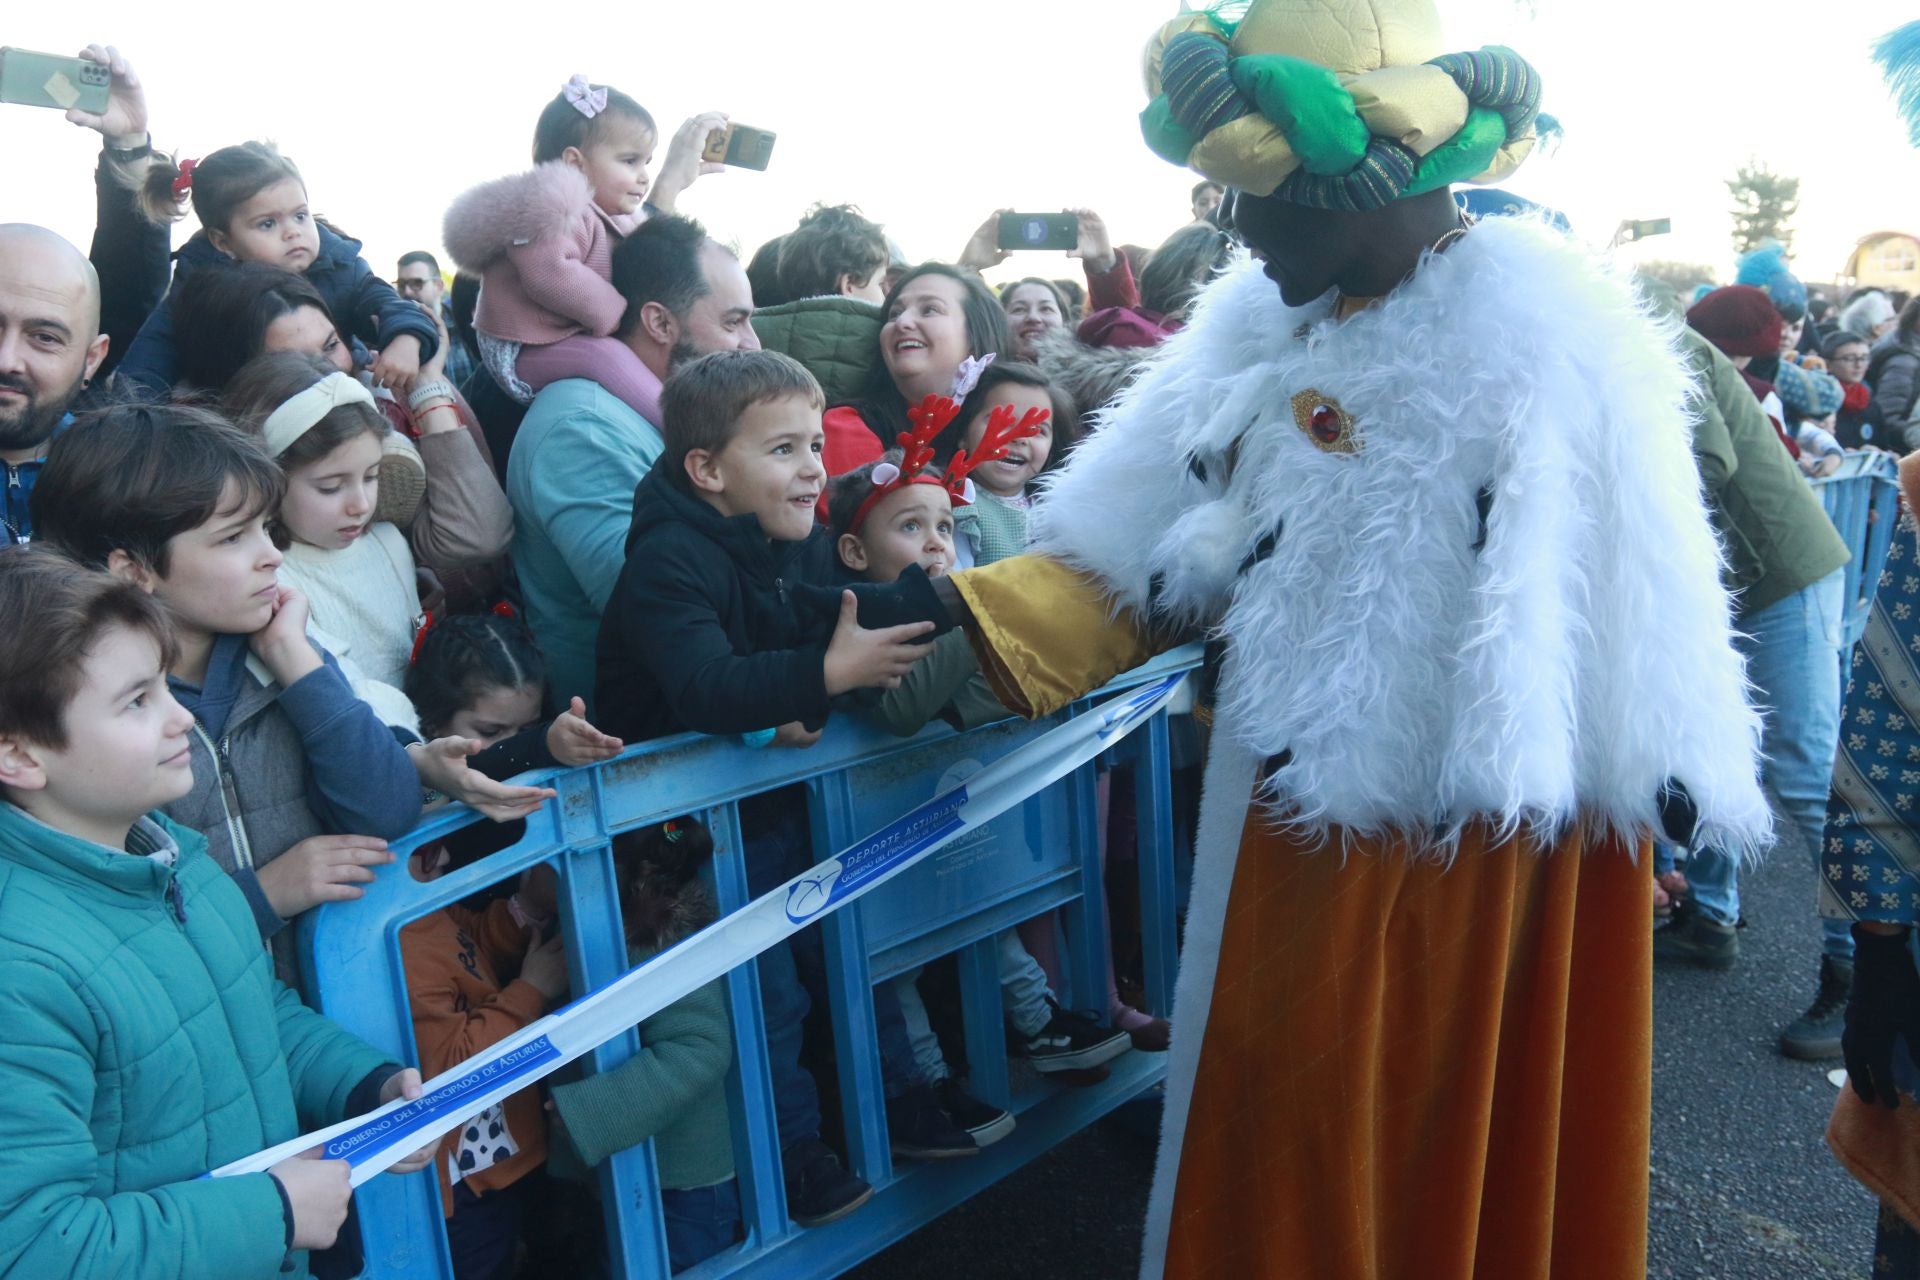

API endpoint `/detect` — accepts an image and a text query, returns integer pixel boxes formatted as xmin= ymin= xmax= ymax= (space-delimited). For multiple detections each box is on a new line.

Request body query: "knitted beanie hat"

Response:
xmin=1688 ymin=286 xmax=1786 ymax=359
xmin=1137 ymin=0 xmax=1551 ymax=211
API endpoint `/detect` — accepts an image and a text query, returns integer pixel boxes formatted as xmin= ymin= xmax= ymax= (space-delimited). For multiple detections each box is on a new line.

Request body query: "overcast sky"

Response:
xmin=5 ymin=1 xmax=1915 ymax=293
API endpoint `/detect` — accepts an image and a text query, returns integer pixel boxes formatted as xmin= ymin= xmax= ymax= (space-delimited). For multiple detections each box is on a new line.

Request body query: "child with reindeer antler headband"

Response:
xmin=937 ymin=358 xmax=1081 ymax=567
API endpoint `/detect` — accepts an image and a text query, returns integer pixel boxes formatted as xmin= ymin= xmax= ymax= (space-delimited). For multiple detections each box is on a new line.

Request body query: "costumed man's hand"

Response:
xmin=793 ymin=564 xmax=955 ymax=639
xmin=1844 ymin=923 xmax=1920 ymax=1108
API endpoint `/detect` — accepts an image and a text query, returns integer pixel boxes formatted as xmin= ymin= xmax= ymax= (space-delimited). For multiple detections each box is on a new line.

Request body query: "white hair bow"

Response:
xmin=563 ymin=75 xmax=608 ymax=119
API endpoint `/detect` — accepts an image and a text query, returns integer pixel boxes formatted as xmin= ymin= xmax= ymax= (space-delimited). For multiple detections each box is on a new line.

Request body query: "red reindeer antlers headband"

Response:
xmin=845 ymin=357 xmax=1051 ymax=537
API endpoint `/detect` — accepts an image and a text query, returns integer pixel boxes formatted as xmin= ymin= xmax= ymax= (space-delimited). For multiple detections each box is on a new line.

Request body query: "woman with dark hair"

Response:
xmin=170 ymin=260 xmax=512 ymax=594
xmin=171 ymin=262 xmax=352 ymax=391
xmin=821 ymin=263 xmax=1009 ymax=475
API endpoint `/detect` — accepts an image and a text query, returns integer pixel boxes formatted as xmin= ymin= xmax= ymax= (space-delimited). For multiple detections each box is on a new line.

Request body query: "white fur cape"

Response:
xmin=1034 ymin=215 xmax=1772 ymax=857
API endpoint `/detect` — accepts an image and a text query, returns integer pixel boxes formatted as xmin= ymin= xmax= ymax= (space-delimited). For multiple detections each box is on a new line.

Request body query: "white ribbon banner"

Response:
xmin=212 ymin=671 xmax=1188 ymax=1186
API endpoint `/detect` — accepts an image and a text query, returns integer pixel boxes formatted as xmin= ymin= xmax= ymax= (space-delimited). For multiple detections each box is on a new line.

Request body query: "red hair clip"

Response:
xmin=171 ymin=157 xmax=198 ymax=200
xmin=408 ymin=610 xmax=436 ymax=665
xmin=490 ymin=600 xmax=517 ymax=621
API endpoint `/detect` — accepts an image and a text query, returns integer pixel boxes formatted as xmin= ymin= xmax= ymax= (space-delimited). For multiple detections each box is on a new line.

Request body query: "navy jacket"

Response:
xmin=595 ymin=464 xmax=841 ymax=745
xmin=117 ymin=222 xmax=438 ymax=397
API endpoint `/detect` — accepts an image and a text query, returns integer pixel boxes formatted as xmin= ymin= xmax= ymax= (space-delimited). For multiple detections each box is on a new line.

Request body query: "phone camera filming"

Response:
xmin=1018 ymin=218 xmax=1053 ymax=246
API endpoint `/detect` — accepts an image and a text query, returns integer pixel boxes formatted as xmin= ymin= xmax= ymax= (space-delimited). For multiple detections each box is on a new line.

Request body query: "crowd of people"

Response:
xmin=8 ymin=18 xmax=1920 ymax=1280
xmin=0 ymin=45 xmax=1234 ymax=1280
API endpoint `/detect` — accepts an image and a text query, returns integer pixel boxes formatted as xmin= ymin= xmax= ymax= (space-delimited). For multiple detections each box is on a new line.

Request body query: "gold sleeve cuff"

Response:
xmin=952 ymin=556 xmax=1170 ymax=719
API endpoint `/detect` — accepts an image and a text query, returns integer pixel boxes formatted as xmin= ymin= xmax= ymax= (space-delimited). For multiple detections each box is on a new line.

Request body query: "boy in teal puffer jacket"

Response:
xmin=0 ymin=548 xmax=436 ymax=1279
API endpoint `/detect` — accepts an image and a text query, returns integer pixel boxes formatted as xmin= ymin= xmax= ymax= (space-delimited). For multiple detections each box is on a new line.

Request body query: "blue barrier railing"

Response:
xmin=1812 ymin=449 xmax=1902 ymax=657
xmin=298 ymin=643 xmax=1204 ymax=1279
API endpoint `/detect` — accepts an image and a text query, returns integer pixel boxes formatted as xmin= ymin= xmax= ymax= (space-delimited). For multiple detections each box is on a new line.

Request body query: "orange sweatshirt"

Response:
xmin=400 ymin=898 xmax=550 ymax=1217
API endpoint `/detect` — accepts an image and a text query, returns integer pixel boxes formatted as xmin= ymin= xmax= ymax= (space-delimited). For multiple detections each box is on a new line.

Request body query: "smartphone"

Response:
xmin=701 ymin=123 xmax=777 ymax=172
xmin=0 ymin=48 xmax=110 ymax=115
xmin=997 ymin=212 xmax=1079 ymax=253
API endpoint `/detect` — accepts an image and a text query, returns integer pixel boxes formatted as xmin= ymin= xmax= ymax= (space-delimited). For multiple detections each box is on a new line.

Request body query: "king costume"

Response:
xmin=940 ymin=3 xmax=1775 ymax=1276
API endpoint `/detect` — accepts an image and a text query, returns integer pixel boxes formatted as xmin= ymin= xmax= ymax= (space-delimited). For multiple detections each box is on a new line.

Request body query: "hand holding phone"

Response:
xmin=0 ymin=48 xmax=111 ymax=117
xmin=997 ymin=212 xmax=1079 ymax=254
xmin=701 ymin=122 xmax=777 ymax=171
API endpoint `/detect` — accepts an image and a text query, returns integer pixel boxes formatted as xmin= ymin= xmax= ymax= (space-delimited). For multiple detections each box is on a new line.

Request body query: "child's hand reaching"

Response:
xmin=377 ymin=1070 xmax=439 ymax=1174
xmin=255 ymin=834 xmax=395 ymax=919
xmin=518 ymin=933 xmax=569 ymax=1001
xmin=823 ymin=590 xmax=935 ymax=695
xmin=371 ymin=334 xmax=424 ymax=398
xmin=249 ymin=585 xmax=323 ymax=687
xmin=409 ymin=737 xmax=556 ymax=821
xmin=546 ymin=697 xmax=624 ymax=767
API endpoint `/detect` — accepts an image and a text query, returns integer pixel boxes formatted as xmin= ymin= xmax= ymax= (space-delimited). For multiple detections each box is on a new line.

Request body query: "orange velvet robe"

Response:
xmin=955 ymin=556 xmax=1652 ymax=1280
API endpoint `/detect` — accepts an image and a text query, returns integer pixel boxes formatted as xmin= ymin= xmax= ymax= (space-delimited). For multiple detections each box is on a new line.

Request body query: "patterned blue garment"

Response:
xmin=1824 ymin=510 xmax=1920 ymax=926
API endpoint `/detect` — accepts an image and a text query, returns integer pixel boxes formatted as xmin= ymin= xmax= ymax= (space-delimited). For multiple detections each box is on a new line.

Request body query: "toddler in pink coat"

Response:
xmin=443 ymin=78 xmax=723 ymax=422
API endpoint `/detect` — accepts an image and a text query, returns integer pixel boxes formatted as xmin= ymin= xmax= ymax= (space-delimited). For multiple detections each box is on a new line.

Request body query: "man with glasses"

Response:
xmin=395 ymin=251 xmax=475 ymax=387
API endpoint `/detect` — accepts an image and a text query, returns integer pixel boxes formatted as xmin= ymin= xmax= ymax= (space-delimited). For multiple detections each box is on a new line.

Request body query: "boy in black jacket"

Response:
xmin=595 ymin=350 xmax=973 ymax=1228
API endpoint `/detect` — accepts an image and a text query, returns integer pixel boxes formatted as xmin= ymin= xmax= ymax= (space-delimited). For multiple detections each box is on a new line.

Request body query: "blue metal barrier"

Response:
xmin=298 ymin=644 xmax=1203 ymax=1279
xmin=1811 ymin=450 xmax=1902 ymax=661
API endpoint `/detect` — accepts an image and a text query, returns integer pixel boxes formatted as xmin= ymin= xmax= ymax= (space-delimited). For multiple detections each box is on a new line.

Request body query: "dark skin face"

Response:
xmin=1226 ymin=186 xmax=1465 ymax=308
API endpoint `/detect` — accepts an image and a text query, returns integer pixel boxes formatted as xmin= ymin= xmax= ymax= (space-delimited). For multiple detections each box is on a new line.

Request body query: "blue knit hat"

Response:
xmin=1735 ymin=244 xmax=1808 ymax=323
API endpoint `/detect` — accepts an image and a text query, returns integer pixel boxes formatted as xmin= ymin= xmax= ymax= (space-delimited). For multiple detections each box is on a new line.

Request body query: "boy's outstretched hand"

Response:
xmin=410 ymin=737 xmax=555 ymax=821
xmin=546 ymin=697 xmax=624 ymax=767
xmin=377 ymin=1069 xmax=439 ymax=1174
xmin=823 ymin=591 xmax=935 ymax=695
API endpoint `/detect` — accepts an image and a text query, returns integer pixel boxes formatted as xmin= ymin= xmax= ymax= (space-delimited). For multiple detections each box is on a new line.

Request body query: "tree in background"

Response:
xmin=1639 ymin=260 xmax=1718 ymax=300
xmin=1726 ymin=162 xmax=1800 ymax=257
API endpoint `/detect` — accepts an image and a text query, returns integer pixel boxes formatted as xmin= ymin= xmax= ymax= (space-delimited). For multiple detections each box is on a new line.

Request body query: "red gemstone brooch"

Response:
xmin=1291 ymin=389 xmax=1358 ymax=455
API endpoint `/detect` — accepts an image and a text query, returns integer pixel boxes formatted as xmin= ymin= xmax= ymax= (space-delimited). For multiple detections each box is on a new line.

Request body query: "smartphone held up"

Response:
xmin=702 ymin=122 xmax=777 ymax=171
xmin=997 ymin=212 xmax=1079 ymax=253
xmin=0 ymin=48 xmax=110 ymax=115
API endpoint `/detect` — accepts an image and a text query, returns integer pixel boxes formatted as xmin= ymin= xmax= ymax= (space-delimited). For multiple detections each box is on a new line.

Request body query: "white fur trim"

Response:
xmin=1138 ymin=706 xmax=1258 ymax=1280
xmin=1034 ymin=216 xmax=1770 ymax=857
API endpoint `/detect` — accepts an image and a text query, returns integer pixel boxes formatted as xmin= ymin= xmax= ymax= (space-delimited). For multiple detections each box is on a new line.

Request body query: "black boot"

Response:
xmin=1651 ymin=903 xmax=1739 ymax=969
xmin=1778 ymin=954 xmax=1854 ymax=1060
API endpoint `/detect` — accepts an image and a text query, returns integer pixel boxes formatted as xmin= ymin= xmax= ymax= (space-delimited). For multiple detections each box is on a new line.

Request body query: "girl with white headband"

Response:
xmin=222 ymin=352 xmax=423 ymax=728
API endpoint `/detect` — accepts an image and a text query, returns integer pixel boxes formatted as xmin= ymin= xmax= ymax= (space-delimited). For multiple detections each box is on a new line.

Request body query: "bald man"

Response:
xmin=0 ymin=225 xmax=110 ymax=546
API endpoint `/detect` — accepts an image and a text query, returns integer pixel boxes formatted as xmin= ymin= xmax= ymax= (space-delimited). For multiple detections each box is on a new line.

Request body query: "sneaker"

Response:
xmin=932 ymin=1077 xmax=1015 ymax=1148
xmin=782 ymin=1137 xmax=873 ymax=1228
xmin=1779 ymin=954 xmax=1854 ymax=1061
xmin=1651 ymin=906 xmax=1739 ymax=970
xmin=1012 ymin=999 xmax=1133 ymax=1073
xmin=885 ymin=1083 xmax=978 ymax=1160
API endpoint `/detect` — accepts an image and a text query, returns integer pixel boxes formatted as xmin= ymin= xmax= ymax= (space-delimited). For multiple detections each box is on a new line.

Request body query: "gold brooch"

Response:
xmin=1291 ymin=389 xmax=1357 ymax=455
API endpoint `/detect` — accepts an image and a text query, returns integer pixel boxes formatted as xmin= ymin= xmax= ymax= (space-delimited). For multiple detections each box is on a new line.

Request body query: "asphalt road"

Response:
xmin=847 ymin=840 xmax=1879 ymax=1280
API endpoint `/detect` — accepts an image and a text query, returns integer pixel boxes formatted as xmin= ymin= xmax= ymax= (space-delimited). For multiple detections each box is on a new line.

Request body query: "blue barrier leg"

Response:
xmin=957 ymin=936 xmax=1010 ymax=1106
xmin=1060 ymin=759 xmax=1111 ymax=1016
xmin=708 ymin=802 xmax=793 ymax=1253
xmin=1132 ymin=715 xmax=1179 ymax=1019
xmin=811 ymin=773 xmax=895 ymax=1187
